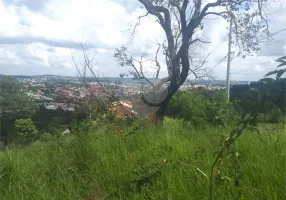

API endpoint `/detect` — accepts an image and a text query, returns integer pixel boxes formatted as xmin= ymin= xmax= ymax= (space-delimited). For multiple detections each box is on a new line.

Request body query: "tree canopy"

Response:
xmin=14 ymin=118 xmax=38 ymax=145
xmin=0 ymin=75 xmax=37 ymax=119
xmin=0 ymin=75 xmax=38 ymax=144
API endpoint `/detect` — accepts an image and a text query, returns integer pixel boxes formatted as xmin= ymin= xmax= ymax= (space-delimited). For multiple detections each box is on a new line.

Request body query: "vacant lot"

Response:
xmin=0 ymin=119 xmax=285 ymax=200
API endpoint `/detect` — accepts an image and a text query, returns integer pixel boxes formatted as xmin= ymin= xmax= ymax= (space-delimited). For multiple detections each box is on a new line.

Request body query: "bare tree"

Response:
xmin=72 ymin=44 xmax=119 ymax=119
xmin=115 ymin=0 xmax=272 ymax=124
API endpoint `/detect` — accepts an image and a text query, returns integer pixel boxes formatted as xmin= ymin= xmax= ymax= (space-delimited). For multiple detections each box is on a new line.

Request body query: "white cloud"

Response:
xmin=0 ymin=0 xmax=285 ymax=81
xmin=254 ymin=65 xmax=263 ymax=72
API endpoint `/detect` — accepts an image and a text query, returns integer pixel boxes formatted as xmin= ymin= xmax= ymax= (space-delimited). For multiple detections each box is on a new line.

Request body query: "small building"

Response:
xmin=108 ymin=100 xmax=138 ymax=119
xmin=45 ymin=105 xmax=57 ymax=110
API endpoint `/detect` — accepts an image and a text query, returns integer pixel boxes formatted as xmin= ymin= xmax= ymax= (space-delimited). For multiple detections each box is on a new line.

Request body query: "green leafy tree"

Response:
xmin=14 ymin=119 xmax=38 ymax=145
xmin=0 ymin=75 xmax=38 ymax=145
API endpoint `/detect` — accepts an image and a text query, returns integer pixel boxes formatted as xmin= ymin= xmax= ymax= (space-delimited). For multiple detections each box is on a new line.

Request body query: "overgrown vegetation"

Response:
xmin=1 ymin=55 xmax=285 ymax=199
xmin=167 ymin=90 xmax=239 ymax=127
xmin=231 ymin=56 xmax=286 ymax=123
xmin=0 ymin=75 xmax=38 ymax=145
xmin=0 ymin=119 xmax=284 ymax=200
xmin=14 ymin=119 xmax=38 ymax=145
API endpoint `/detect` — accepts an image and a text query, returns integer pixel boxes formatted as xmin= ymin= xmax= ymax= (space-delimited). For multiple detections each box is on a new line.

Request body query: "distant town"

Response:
xmin=13 ymin=75 xmax=252 ymax=112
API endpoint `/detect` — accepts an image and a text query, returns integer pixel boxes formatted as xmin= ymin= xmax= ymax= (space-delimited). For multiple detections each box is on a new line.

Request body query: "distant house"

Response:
xmin=45 ymin=105 xmax=57 ymax=110
xmin=108 ymin=100 xmax=138 ymax=119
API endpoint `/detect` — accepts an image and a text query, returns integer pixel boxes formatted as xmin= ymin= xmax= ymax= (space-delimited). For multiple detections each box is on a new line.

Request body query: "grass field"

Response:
xmin=0 ymin=119 xmax=285 ymax=200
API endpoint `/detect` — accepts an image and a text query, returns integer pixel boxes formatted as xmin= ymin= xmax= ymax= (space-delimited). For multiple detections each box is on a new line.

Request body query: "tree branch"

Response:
xmin=138 ymin=0 xmax=175 ymax=59
xmin=189 ymin=38 xmax=211 ymax=46
xmin=155 ymin=43 xmax=161 ymax=80
xmin=180 ymin=0 xmax=189 ymax=30
xmin=132 ymin=56 xmax=154 ymax=87
xmin=205 ymin=11 xmax=229 ymax=18
xmin=128 ymin=12 xmax=149 ymax=38
xmin=154 ymin=76 xmax=171 ymax=90
xmin=201 ymin=0 xmax=223 ymax=16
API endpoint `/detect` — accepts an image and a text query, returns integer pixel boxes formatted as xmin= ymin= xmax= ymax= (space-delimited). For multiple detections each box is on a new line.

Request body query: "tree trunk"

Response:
xmin=150 ymin=85 xmax=179 ymax=125
xmin=149 ymin=48 xmax=190 ymax=125
xmin=142 ymin=78 xmax=182 ymax=126
xmin=152 ymin=104 xmax=168 ymax=125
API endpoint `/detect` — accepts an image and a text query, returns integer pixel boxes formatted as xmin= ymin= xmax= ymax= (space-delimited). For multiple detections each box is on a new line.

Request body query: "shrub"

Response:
xmin=70 ymin=120 xmax=97 ymax=135
xmin=167 ymin=90 xmax=239 ymax=127
xmin=14 ymin=119 xmax=38 ymax=145
xmin=236 ymin=80 xmax=285 ymax=123
xmin=38 ymin=132 xmax=54 ymax=142
xmin=40 ymin=124 xmax=65 ymax=136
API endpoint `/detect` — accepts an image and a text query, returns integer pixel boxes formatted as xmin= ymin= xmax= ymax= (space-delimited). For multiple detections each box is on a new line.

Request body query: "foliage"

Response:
xmin=0 ymin=75 xmax=38 ymax=119
xmin=264 ymin=56 xmax=286 ymax=80
xmin=105 ymin=160 xmax=165 ymax=199
xmin=14 ymin=119 xmax=38 ymax=145
xmin=231 ymin=57 xmax=286 ymax=123
xmin=239 ymin=84 xmax=284 ymax=122
xmin=38 ymin=133 xmax=54 ymax=142
xmin=32 ymin=105 xmax=73 ymax=131
xmin=70 ymin=120 xmax=95 ymax=135
xmin=0 ymin=120 xmax=284 ymax=200
xmin=0 ymin=75 xmax=38 ymax=144
xmin=208 ymin=58 xmax=286 ymax=198
xmin=167 ymin=90 xmax=239 ymax=127
xmin=72 ymin=96 xmax=110 ymax=122
xmin=41 ymin=124 xmax=66 ymax=136
xmin=208 ymin=109 xmax=260 ymax=200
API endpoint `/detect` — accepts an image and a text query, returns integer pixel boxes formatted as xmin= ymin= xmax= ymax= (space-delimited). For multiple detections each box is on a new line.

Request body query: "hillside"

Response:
xmin=0 ymin=119 xmax=285 ymax=200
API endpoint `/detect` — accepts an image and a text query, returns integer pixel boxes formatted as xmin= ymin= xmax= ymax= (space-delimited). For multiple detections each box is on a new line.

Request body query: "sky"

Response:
xmin=0 ymin=0 xmax=285 ymax=81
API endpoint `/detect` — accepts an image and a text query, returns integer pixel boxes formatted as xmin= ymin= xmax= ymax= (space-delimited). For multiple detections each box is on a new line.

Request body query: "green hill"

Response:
xmin=0 ymin=119 xmax=285 ymax=200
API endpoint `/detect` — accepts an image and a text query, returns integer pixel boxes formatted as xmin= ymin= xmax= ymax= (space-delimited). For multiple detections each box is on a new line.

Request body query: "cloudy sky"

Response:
xmin=0 ymin=0 xmax=285 ymax=81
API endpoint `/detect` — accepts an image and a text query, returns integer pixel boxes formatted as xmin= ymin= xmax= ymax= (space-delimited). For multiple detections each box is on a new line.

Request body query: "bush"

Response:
xmin=39 ymin=133 xmax=54 ymax=142
xmin=167 ymin=90 xmax=239 ymax=127
xmin=235 ymin=81 xmax=285 ymax=123
xmin=70 ymin=120 xmax=97 ymax=135
xmin=230 ymin=78 xmax=286 ymax=123
xmin=14 ymin=119 xmax=38 ymax=145
xmin=40 ymin=125 xmax=65 ymax=136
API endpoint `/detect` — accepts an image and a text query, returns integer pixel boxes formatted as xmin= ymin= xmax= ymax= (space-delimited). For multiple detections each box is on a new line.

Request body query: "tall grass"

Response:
xmin=0 ymin=119 xmax=285 ymax=200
